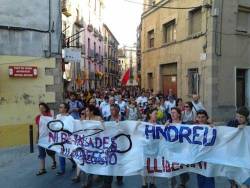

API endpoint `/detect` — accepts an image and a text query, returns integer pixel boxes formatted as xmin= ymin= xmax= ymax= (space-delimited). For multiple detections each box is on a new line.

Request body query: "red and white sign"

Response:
xmin=9 ymin=66 xmax=38 ymax=78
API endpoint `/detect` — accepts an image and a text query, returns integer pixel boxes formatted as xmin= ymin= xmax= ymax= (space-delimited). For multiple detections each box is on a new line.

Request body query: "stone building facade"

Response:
xmin=141 ymin=0 xmax=250 ymax=121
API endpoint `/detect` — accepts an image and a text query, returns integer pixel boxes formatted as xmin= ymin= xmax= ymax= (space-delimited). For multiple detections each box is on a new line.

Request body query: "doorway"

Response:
xmin=236 ymin=69 xmax=246 ymax=107
xmin=161 ymin=63 xmax=177 ymax=96
xmin=148 ymin=73 xmax=153 ymax=90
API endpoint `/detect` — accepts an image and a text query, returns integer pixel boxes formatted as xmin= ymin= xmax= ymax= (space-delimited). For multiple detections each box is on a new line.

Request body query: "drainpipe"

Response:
xmin=48 ymin=0 xmax=52 ymax=57
xmin=215 ymin=0 xmax=224 ymax=56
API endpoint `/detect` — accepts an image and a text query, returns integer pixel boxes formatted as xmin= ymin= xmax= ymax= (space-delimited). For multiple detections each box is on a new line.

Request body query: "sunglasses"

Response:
xmin=81 ymin=113 xmax=85 ymax=115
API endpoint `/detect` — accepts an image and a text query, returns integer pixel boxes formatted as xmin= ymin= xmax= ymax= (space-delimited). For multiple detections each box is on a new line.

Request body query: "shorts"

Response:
xmin=38 ymin=146 xmax=55 ymax=160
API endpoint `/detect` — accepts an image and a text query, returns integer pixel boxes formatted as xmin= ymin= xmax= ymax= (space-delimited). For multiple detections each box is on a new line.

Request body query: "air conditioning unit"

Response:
xmin=212 ymin=8 xmax=219 ymax=17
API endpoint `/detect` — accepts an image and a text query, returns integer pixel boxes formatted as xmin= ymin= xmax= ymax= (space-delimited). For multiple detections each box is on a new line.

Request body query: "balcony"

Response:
xmin=87 ymin=24 xmax=93 ymax=32
xmin=104 ymin=52 xmax=108 ymax=59
xmin=75 ymin=16 xmax=84 ymax=28
xmin=104 ymin=36 xmax=108 ymax=43
xmin=88 ymin=49 xmax=95 ymax=59
xmin=80 ymin=44 xmax=85 ymax=55
xmin=99 ymin=56 xmax=104 ymax=63
xmin=98 ymin=34 xmax=103 ymax=41
xmin=94 ymin=53 xmax=99 ymax=61
xmin=62 ymin=0 xmax=72 ymax=17
xmin=94 ymin=28 xmax=99 ymax=38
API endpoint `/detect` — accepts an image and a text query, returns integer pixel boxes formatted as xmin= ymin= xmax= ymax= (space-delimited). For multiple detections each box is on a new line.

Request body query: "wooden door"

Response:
xmin=162 ymin=75 xmax=177 ymax=96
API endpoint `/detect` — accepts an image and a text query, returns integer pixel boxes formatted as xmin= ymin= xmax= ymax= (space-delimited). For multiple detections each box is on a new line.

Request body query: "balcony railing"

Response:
xmin=99 ymin=56 xmax=104 ymax=63
xmin=94 ymin=29 xmax=99 ymax=38
xmin=80 ymin=44 xmax=85 ymax=54
xmin=62 ymin=0 xmax=72 ymax=17
xmin=75 ymin=16 xmax=84 ymax=28
xmin=94 ymin=53 xmax=99 ymax=61
xmin=88 ymin=49 xmax=95 ymax=58
xmin=87 ymin=24 xmax=93 ymax=32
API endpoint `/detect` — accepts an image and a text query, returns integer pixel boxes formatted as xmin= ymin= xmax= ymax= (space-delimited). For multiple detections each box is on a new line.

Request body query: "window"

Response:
xmin=189 ymin=8 xmax=202 ymax=35
xmin=148 ymin=30 xmax=154 ymax=48
xmin=163 ymin=20 xmax=176 ymax=44
xmin=188 ymin=68 xmax=199 ymax=95
xmin=237 ymin=6 xmax=250 ymax=33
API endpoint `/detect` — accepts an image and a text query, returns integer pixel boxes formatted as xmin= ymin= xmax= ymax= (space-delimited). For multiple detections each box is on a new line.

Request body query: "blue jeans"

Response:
xmin=197 ymin=174 xmax=215 ymax=188
xmin=59 ymin=157 xmax=66 ymax=173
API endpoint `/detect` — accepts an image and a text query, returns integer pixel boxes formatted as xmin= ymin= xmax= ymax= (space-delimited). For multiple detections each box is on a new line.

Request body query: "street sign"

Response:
xmin=9 ymin=66 xmax=38 ymax=78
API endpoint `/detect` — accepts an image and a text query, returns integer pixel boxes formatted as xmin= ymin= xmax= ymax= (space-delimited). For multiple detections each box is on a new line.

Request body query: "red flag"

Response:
xmin=121 ymin=68 xmax=130 ymax=85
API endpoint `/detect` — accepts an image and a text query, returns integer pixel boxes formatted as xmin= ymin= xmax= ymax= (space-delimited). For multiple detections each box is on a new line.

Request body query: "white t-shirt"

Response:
xmin=136 ymin=96 xmax=148 ymax=108
xmin=192 ymin=101 xmax=205 ymax=112
xmin=96 ymin=98 xmax=103 ymax=107
xmin=55 ymin=114 xmax=75 ymax=132
xmin=116 ymin=101 xmax=127 ymax=113
xmin=100 ymin=101 xmax=111 ymax=118
xmin=182 ymin=110 xmax=196 ymax=123
xmin=164 ymin=100 xmax=176 ymax=114
xmin=127 ymin=106 xmax=139 ymax=120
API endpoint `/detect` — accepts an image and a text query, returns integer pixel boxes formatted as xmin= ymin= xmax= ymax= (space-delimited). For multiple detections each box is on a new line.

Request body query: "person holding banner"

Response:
xmin=227 ymin=106 xmax=250 ymax=188
xmin=196 ymin=110 xmax=215 ymax=188
xmin=35 ymin=103 xmax=57 ymax=176
xmin=71 ymin=108 xmax=86 ymax=184
xmin=56 ymin=103 xmax=76 ymax=176
xmin=73 ymin=105 xmax=103 ymax=187
xmin=102 ymin=104 xmax=124 ymax=188
xmin=142 ymin=108 xmax=158 ymax=188
xmin=169 ymin=107 xmax=190 ymax=188
xmin=182 ymin=102 xmax=196 ymax=124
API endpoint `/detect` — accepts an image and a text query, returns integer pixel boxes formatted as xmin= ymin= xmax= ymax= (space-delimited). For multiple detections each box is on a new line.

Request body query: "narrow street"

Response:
xmin=0 ymin=146 xmax=230 ymax=188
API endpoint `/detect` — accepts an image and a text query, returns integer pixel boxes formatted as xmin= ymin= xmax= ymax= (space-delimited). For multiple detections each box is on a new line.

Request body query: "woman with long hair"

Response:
xmin=170 ymin=107 xmax=190 ymax=188
xmin=35 ymin=102 xmax=56 ymax=176
xmin=182 ymin=101 xmax=196 ymax=124
xmin=76 ymin=105 xmax=102 ymax=188
xmin=142 ymin=108 xmax=158 ymax=188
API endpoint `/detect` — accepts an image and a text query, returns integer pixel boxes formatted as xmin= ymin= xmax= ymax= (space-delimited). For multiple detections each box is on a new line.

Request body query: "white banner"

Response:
xmin=38 ymin=116 xmax=250 ymax=183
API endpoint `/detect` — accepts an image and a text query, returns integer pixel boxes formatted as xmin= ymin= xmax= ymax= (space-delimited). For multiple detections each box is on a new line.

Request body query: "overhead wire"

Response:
xmin=124 ymin=0 xmax=201 ymax=10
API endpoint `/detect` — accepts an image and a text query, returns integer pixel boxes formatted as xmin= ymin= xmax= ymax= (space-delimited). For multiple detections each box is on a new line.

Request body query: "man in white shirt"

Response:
xmin=192 ymin=94 xmax=205 ymax=112
xmin=115 ymin=95 xmax=127 ymax=118
xmin=136 ymin=92 xmax=148 ymax=109
xmin=56 ymin=103 xmax=76 ymax=176
xmin=164 ymin=96 xmax=176 ymax=114
xmin=99 ymin=96 xmax=111 ymax=121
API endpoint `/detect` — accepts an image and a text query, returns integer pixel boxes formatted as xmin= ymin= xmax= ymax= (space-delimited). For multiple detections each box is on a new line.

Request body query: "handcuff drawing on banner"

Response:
xmin=47 ymin=120 xmax=132 ymax=157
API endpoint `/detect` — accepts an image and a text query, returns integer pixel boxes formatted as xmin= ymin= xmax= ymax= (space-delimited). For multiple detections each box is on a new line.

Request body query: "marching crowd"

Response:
xmin=35 ymin=87 xmax=250 ymax=188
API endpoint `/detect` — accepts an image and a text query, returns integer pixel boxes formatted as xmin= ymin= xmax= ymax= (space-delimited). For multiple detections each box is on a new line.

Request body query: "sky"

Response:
xmin=103 ymin=0 xmax=143 ymax=47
